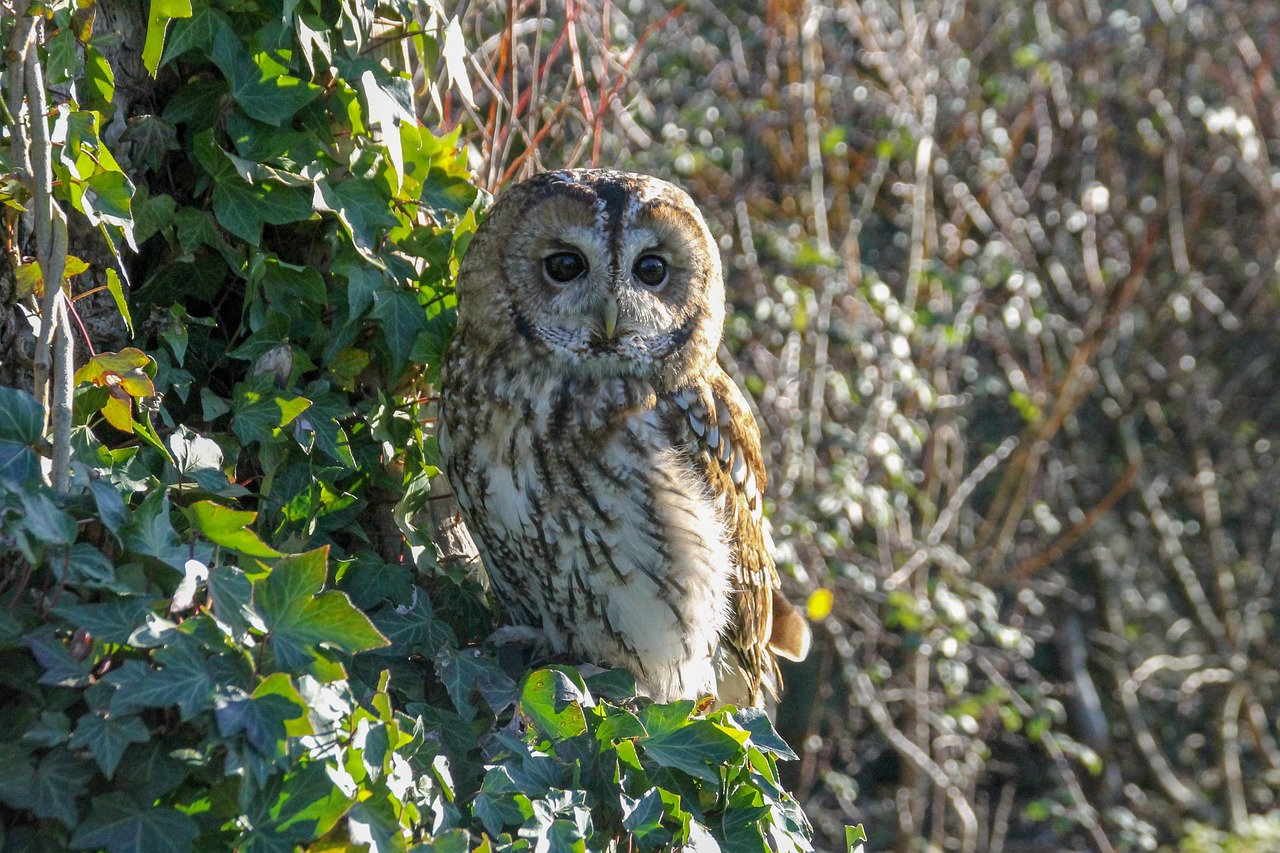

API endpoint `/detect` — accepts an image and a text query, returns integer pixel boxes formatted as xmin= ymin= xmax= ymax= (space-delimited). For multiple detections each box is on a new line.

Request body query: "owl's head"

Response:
xmin=453 ymin=170 xmax=725 ymax=384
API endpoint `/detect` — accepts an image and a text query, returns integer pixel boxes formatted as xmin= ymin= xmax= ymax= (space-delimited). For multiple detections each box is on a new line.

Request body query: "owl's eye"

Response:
xmin=544 ymin=252 xmax=587 ymax=283
xmin=633 ymin=254 xmax=668 ymax=289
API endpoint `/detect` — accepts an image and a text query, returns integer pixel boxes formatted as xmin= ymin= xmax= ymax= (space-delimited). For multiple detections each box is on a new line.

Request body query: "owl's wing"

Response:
xmin=664 ymin=371 xmax=811 ymax=704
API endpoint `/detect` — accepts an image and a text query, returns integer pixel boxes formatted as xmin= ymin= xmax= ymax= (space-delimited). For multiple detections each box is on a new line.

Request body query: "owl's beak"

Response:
xmin=602 ymin=293 xmax=619 ymax=339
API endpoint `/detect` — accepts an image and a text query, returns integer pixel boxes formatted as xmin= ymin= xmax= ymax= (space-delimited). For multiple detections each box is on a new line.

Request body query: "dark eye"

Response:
xmin=634 ymin=254 xmax=667 ymax=288
xmin=544 ymin=252 xmax=587 ymax=283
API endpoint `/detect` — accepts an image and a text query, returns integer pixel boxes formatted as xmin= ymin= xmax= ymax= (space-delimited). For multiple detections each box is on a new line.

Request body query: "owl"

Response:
xmin=438 ymin=169 xmax=810 ymax=708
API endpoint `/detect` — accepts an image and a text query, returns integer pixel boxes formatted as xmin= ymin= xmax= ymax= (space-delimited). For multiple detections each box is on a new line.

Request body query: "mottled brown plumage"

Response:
xmin=438 ymin=169 xmax=810 ymax=707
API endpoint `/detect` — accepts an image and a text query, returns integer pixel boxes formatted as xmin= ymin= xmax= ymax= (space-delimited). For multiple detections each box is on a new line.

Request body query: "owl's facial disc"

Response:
xmin=482 ymin=170 xmax=722 ymax=375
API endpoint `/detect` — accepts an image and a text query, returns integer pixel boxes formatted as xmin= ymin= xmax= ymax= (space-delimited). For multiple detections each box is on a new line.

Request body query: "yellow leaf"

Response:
xmin=14 ymin=262 xmax=41 ymax=299
xmin=807 ymin=587 xmax=834 ymax=621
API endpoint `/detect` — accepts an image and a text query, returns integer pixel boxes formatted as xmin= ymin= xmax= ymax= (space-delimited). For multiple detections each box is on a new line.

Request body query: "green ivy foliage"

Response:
xmin=0 ymin=1 xmax=822 ymax=851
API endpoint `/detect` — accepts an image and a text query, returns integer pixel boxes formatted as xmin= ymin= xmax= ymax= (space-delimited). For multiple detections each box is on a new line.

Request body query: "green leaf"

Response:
xmin=732 ymin=707 xmax=798 ymax=760
xmin=120 ymin=490 xmax=187 ymax=572
xmin=369 ymin=593 xmax=456 ymax=655
xmin=0 ymin=440 xmax=41 ymax=489
xmin=265 ymin=760 xmax=352 ymax=838
xmin=82 ymin=171 xmax=136 ymax=232
xmin=25 ymin=627 xmax=93 ymax=688
xmin=595 ymin=707 xmax=646 ymax=744
xmin=639 ymin=700 xmax=697 ymax=738
xmin=106 ymin=269 xmax=133 ymax=335
xmin=210 ymin=23 xmax=321 ymax=125
xmin=105 ymin=641 xmax=216 ymax=720
xmin=0 ymin=385 xmax=44 ymax=444
xmin=371 ymin=287 xmax=427 ymax=376
xmin=520 ymin=669 xmax=588 ymax=741
xmin=845 ymin=824 xmax=868 ymax=851
xmin=208 ymin=565 xmax=258 ymax=635
xmin=313 ymin=178 xmax=397 ymax=259
xmin=71 ymin=792 xmax=198 ymax=853
xmin=33 ymin=746 xmax=95 ymax=828
xmin=83 ymin=45 xmax=117 ymax=113
xmin=70 ymin=713 xmax=151 ymax=779
xmin=187 ymin=501 xmax=283 ymax=558
xmin=89 ymin=478 xmax=129 ymax=536
xmin=212 ymin=176 xmax=313 ymax=245
xmin=214 ymin=686 xmax=306 ymax=757
xmin=60 ymin=597 xmax=154 ymax=644
xmin=253 ymin=548 xmax=389 ymax=670
xmin=232 ymin=383 xmax=312 ymax=445
xmin=144 ymin=0 xmax=194 ymax=75
xmin=20 ymin=491 xmax=78 ymax=544
xmin=641 ymin=719 xmax=743 ymax=785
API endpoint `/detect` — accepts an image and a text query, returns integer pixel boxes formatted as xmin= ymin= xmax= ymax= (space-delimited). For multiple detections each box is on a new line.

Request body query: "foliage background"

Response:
xmin=6 ymin=0 xmax=1280 ymax=852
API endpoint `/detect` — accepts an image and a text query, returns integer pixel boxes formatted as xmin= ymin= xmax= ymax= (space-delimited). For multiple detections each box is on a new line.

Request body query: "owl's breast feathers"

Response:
xmin=440 ymin=362 xmax=732 ymax=702
xmin=440 ymin=352 xmax=809 ymax=707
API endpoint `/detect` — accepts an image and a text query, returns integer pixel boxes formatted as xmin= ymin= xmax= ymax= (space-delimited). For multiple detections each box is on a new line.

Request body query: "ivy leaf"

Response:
xmin=33 ymin=746 xmax=95 ymax=828
xmin=169 ymin=426 xmax=236 ymax=493
xmin=60 ymin=597 xmax=155 ymax=645
xmin=25 ymin=627 xmax=93 ymax=688
xmin=253 ymin=548 xmax=388 ymax=671
xmin=520 ymin=669 xmax=588 ymax=741
xmin=0 ymin=441 xmax=41 ymax=489
xmin=732 ymin=707 xmax=798 ymax=760
xmin=105 ymin=641 xmax=216 ymax=720
xmin=208 ymin=565 xmax=258 ymax=635
xmin=640 ymin=719 xmax=743 ymax=785
xmin=212 ymin=176 xmax=313 ymax=246
xmin=214 ymin=685 xmax=306 ymax=757
xmin=71 ymin=792 xmax=198 ymax=853
xmin=19 ymin=491 xmax=78 ymax=545
xmin=369 ymin=591 xmax=456 ymax=656
xmin=370 ymin=286 xmax=427 ymax=377
xmin=313 ymin=178 xmax=397 ymax=260
xmin=143 ymin=0 xmax=194 ymax=75
xmin=639 ymin=700 xmax=697 ymax=739
xmin=210 ymin=23 xmax=321 ymax=124
xmin=70 ymin=713 xmax=151 ymax=779
xmin=263 ymin=760 xmax=352 ymax=839
xmin=231 ymin=382 xmax=312 ymax=445
xmin=186 ymin=501 xmax=282 ymax=558
xmin=120 ymin=490 xmax=186 ymax=573
xmin=0 ymin=385 xmax=43 ymax=444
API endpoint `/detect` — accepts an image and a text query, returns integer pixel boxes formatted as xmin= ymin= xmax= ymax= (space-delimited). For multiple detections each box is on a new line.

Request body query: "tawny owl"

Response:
xmin=438 ymin=169 xmax=810 ymax=707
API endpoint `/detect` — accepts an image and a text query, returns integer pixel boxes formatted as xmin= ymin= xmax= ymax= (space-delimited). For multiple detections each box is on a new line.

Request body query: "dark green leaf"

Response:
xmin=59 ymin=597 xmax=154 ymax=644
xmin=71 ymin=792 xmax=198 ymax=853
xmin=0 ymin=440 xmax=41 ymax=489
xmin=20 ymin=491 xmax=77 ymax=544
xmin=0 ymin=386 xmax=43 ymax=443
xmin=639 ymin=700 xmax=697 ymax=738
xmin=105 ymin=641 xmax=215 ymax=720
xmin=89 ymin=477 xmax=129 ymax=536
xmin=369 ymin=592 xmax=456 ymax=655
xmin=120 ymin=490 xmax=186 ymax=572
xmin=70 ymin=713 xmax=150 ymax=779
xmin=732 ymin=707 xmax=798 ymax=760
xmin=32 ymin=746 xmax=94 ymax=828
xmin=371 ymin=287 xmax=427 ymax=376
xmin=25 ymin=627 xmax=93 ymax=687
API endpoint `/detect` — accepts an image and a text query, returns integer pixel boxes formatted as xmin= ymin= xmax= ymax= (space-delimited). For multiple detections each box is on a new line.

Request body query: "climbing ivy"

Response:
xmin=0 ymin=1 xmax=829 ymax=851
